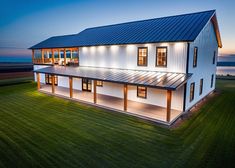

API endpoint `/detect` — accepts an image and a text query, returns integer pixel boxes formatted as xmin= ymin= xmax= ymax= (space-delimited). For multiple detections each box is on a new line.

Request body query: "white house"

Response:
xmin=30 ymin=10 xmax=222 ymax=125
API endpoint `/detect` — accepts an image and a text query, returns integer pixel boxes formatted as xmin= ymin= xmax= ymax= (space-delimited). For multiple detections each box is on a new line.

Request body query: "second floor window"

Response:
xmin=137 ymin=47 xmax=148 ymax=66
xmin=190 ymin=82 xmax=195 ymax=102
xmin=211 ymin=74 xmax=214 ymax=88
xmin=213 ymin=51 xmax=216 ymax=64
xmin=193 ymin=47 xmax=198 ymax=68
xmin=199 ymin=78 xmax=203 ymax=95
xmin=156 ymin=47 xmax=167 ymax=67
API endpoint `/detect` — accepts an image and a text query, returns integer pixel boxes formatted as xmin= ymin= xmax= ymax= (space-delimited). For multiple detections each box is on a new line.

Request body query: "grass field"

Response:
xmin=0 ymin=79 xmax=235 ymax=168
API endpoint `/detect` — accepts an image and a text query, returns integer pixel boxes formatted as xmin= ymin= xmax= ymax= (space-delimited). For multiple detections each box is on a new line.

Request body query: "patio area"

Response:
xmin=40 ymin=84 xmax=182 ymax=124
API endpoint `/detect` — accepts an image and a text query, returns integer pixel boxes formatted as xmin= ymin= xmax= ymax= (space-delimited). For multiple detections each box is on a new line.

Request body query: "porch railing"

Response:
xmin=33 ymin=58 xmax=79 ymax=66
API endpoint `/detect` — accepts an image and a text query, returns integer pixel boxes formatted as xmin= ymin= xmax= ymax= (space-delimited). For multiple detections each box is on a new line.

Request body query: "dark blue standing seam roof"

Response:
xmin=30 ymin=10 xmax=220 ymax=49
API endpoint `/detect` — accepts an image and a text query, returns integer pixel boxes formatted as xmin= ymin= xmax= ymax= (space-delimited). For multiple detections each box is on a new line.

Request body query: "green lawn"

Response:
xmin=0 ymin=79 xmax=234 ymax=168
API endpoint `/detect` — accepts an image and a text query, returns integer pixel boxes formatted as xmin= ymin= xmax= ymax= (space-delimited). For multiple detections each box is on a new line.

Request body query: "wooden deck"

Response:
xmin=40 ymin=84 xmax=182 ymax=124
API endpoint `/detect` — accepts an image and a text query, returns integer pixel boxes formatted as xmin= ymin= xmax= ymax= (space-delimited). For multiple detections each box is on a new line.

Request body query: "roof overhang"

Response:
xmin=34 ymin=66 xmax=192 ymax=91
xmin=211 ymin=12 xmax=222 ymax=48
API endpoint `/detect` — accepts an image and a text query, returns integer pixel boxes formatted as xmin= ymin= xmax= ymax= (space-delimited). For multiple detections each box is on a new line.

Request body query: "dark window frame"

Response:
xmin=213 ymin=51 xmax=216 ymax=64
xmin=45 ymin=74 xmax=58 ymax=85
xmin=211 ymin=74 xmax=214 ymax=88
xmin=96 ymin=80 xmax=103 ymax=87
xmin=190 ymin=82 xmax=195 ymax=102
xmin=82 ymin=78 xmax=92 ymax=92
xmin=199 ymin=78 xmax=203 ymax=95
xmin=137 ymin=47 xmax=148 ymax=66
xmin=137 ymin=86 xmax=147 ymax=99
xmin=193 ymin=47 xmax=198 ymax=68
xmin=156 ymin=46 xmax=167 ymax=67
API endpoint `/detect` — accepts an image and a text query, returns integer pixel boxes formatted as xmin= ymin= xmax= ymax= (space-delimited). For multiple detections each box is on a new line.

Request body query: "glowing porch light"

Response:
xmin=82 ymin=47 xmax=88 ymax=53
xmin=174 ymin=42 xmax=184 ymax=51
xmin=110 ymin=45 xmax=119 ymax=53
xmin=144 ymin=43 xmax=151 ymax=47
xmin=160 ymin=43 xmax=168 ymax=47
xmin=98 ymin=46 xmax=105 ymax=53
xmin=126 ymin=44 xmax=135 ymax=51
xmin=90 ymin=46 xmax=96 ymax=54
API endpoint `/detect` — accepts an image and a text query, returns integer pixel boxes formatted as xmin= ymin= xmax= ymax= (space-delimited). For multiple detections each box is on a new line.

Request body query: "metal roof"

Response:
xmin=34 ymin=66 xmax=192 ymax=90
xmin=30 ymin=10 xmax=222 ymax=49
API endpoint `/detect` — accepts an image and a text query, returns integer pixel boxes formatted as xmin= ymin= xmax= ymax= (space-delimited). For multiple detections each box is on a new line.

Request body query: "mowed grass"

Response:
xmin=0 ymin=79 xmax=235 ymax=168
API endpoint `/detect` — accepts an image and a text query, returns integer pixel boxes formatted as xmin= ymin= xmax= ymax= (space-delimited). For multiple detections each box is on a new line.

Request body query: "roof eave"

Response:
xmin=211 ymin=13 xmax=222 ymax=48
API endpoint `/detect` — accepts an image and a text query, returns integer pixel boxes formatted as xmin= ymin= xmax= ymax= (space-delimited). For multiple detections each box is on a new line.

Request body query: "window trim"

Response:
xmin=199 ymin=78 xmax=203 ymax=95
xmin=156 ymin=46 xmax=168 ymax=67
xmin=96 ymin=80 xmax=103 ymax=87
xmin=137 ymin=86 xmax=147 ymax=99
xmin=190 ymin=82 xmax=195 ymax=102
xmin=137 ymin=47 xmax=148 ymax=66
xmin=193 ymin=47 xmax=198 ymax=68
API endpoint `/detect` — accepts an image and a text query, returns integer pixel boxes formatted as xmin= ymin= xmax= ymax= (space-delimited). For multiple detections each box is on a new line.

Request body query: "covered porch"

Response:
xmin=40 ymin=84 xmax=182 ymax=123
xmin=35 ymin=66 xmax=191 ymax=124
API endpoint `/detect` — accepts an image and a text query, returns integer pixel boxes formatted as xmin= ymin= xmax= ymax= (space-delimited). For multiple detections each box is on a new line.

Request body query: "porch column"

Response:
xmin=36 ymin=72 xmax=40 ymax=90
xmin=69 ymin=77 xmax=73 ymax=98
xmin=32 ymin=49 xmax=34 ymax=64
xmin=166 ymin=90 xmax=172 ymax=122
xmin=51 ymin=75 xmax=55 ymax=94
xmin=123 ymin=84 xmax=128 ymax=111
xmin=64 ymin=49 xmax=66 ymax=66
xmin=93 ymin=80 xmax=97 ymax=103
xmin=41 ymin=49 xmax=44 ymax=63
xmin=52 ymin=49 xmax=55 ymax=65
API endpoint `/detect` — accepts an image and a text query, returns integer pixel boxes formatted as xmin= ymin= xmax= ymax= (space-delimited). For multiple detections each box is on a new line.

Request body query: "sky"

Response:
xmin=0 ymin=0 xmax=234 ymax=58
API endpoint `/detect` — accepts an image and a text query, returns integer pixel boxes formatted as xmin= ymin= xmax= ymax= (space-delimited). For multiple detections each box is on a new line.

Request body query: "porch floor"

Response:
xmin=40 ymin=84 xmax=182 ymax=123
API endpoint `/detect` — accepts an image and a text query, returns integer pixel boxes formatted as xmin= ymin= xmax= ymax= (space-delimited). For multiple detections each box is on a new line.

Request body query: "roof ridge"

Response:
xmin=84 ymin=10 xmax=215 ymax=31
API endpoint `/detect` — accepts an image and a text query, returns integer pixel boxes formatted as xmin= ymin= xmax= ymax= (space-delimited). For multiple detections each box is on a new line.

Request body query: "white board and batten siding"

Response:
xmin=185 ymin=21 xmax=218 ymax=111
xmin=79 ymin=43 xmax=188 ymax=73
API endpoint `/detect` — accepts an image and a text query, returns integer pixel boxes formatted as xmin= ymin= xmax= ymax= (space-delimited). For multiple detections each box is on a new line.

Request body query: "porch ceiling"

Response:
xmin=34 ymin=66 xmax=191 ymax=90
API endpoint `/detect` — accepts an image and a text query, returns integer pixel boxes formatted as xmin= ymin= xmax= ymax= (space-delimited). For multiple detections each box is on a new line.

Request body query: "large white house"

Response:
xmin=30 ymin=10 xmax=222 ymax=125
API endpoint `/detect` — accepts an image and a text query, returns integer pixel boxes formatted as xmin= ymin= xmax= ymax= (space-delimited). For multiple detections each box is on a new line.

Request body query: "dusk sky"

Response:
xmin=0 ymin=0 xmax=234 ymax=57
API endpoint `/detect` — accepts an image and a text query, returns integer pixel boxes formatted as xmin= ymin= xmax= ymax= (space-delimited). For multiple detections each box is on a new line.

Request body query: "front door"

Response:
xmin=82 ymin=78 xmax=92 ymax=91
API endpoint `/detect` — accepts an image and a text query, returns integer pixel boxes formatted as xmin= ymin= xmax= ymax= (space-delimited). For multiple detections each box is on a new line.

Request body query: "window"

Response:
xmin=193 ymin=47 xmax=198 ymax=67
xmin=156 ymin=47 xmax=167 ymax=67
xmin=45 ymin=74 xmax=58 ymax=85
xmin=199 ymin=79 xmax=203 ymax=95
xmin=137 ymin=47 xmax=148 ymax=66
xmin=213 ymin=51 xmax=216 ymax=64
xmin=190 ymin=82 xmax=195 ymax=102
xmin=211 ymin=74 xmax=214 ymax=88
xmin=82 ymin=78 xmax=92 ymax=91
xmin=96 ymin=80 xmax=103 ymax=87
xmin=137 ymin=86 xmax=147 ymax=98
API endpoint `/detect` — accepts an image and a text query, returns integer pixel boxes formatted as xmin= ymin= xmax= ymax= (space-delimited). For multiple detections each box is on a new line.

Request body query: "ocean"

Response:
xmin=0 ymin=56 xmax=32 ymax=63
